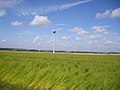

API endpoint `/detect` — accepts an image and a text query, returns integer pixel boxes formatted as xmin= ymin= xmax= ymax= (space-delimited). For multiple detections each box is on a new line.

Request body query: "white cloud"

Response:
xmin=96 ymin=10 xmax=111 ymax=18
xmin=17 ymin=0 xmax=92 ymax=16
xmin=76 ymin=37 xmax=81 ymax=41
xmin=0 ymin=0 xmax=23 ymax=16
xmin=88 ymin=35 xmax=97 ymax=40
xmin=0 ymin=9 xmax=6 ymax=16
xmin=18 ymin=36 xmax=22 ymax=39
xmin=111 ymin=8 xmax=120 ymax=18
xmin=70 ymin=26 xmax=119 ymax=51
xmin=1 ymin=39 xmax=7 ymax=43
xmin=58 ymin=0 xmax=92 ymax=10
xmin=11 ymin=21 xmax=23 ymax=26
xmin=104 ymin=40 xmax=113 ymax=45
xmin=87 ymin=35 xmax=98 ymax=44
xmin=30 ymin=15 xmax=51 ymax=26
xmin=0 ymin=0 xmax=23 ymax=8
xmin=91 ymin=26 xmax=110 ymax=35
xmin=96 ymin=7 xmax=120 ymax=18
xmin=33 ymin=36 xmax=43 ymax=43
xmin=61 ymin=36 xmax=70 ymax=40
xmin=71 ymin=27 xmax=88 ymax=37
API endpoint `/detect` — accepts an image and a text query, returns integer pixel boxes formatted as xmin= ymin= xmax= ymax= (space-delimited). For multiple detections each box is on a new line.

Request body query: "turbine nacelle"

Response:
xmin=52 ymin=28 xmax=63 ymax=34
xmin=53 ymin=31 xmax=56 ymax=34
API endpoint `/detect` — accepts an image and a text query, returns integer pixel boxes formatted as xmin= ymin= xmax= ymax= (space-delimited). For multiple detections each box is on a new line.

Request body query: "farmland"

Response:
xmin=0 ymin=51 xmax=120 ymax=90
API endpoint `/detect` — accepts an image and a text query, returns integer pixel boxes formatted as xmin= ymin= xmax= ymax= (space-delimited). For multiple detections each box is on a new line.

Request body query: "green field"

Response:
xmin=0 ymin=51 xmax=120 ymax=90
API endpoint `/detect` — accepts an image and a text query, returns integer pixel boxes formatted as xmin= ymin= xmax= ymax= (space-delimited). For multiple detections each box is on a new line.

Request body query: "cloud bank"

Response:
xmin=91 ymin=26 xmax=110 ymax=35
xmin=11 ymin=21 xmax=23 ymax=26
xmin=0 ymin=0 xmax=23 ymax=8
xmin=0 ymin=9 xmax=6 ymax=16
xmin=70 ymin=27 xmax=88 ymax=37
xmin=17 ymin=0 xmax=93 ymax=16
xmin=96 ymin=7 xmax=120 ymax=18
xmin=0 ymin=0 xmax=23 ymax=16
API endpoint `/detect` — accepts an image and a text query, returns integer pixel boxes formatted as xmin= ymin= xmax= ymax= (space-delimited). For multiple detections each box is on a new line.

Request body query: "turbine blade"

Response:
xmin=55 ymin=28 xmax=63 ymax=31
xmin=50 ymin=24 xmax=54 ymax=31
xmin=53 ymin=24 xmax=66 ymax=26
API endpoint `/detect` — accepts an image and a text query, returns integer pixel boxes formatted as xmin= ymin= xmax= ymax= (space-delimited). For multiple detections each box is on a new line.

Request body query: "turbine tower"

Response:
xmin=52 ymin=28 xmax=62 ymax=53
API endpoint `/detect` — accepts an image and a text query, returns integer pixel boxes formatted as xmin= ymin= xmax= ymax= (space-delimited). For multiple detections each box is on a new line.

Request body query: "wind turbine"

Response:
xmin=52 ymin=28 xmax=62 ymax=53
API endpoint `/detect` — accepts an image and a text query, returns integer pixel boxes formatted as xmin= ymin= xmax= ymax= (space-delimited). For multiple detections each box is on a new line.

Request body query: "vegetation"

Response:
xmin=0 ymin=51 xmax=120 ymax=90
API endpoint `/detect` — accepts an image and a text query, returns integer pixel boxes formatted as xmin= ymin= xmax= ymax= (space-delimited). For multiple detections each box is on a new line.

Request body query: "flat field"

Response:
xmin=0 ymin=51 xmax=120 ymax=90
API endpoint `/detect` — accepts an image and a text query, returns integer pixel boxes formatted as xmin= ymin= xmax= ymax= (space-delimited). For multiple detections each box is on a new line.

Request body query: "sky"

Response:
xmin=0 ymin=0 xmax=120 ymax=52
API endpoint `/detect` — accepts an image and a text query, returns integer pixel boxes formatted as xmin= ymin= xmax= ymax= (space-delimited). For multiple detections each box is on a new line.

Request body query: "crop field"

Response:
xmin=0 ymin=51 xmax=120 ymax=90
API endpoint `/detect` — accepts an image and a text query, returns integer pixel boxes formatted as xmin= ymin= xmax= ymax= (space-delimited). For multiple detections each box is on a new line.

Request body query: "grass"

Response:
xmin=0 ymin=51 xmax=120 ymax=90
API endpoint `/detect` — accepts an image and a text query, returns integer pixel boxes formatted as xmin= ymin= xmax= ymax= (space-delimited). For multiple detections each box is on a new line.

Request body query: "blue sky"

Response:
xmin=0 ymin=0 xmax=120 ymax=52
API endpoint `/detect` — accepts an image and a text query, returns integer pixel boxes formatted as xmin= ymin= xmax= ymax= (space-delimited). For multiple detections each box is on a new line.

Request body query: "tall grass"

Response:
xmin=0 ymin=51 xmax=120 ymax=90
